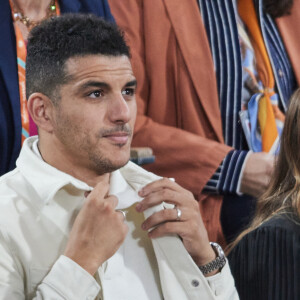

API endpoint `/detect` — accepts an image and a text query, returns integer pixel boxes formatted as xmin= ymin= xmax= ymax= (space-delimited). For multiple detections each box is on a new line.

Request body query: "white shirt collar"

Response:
xmin=17 ymin=136 xmax=131 ymax=206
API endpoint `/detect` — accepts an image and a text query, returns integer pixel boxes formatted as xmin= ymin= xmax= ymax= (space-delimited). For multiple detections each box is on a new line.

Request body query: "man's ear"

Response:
xmin=27 ymin=93 xmax=55 ymax=133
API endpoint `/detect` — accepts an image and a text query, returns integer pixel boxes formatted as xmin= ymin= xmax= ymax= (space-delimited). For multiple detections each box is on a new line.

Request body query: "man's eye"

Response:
xmin=122 ymin=88 xmax=135 ymax=96
xmin=88 ymin=90 xmax=102 ymax=98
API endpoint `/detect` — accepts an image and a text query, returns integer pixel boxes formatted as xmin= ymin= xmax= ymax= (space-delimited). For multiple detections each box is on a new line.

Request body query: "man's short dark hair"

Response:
xmin=26 ymin=13 xmax=130 ymax=102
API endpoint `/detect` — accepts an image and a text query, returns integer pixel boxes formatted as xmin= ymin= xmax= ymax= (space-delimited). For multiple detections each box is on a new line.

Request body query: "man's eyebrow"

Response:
xmin=78 ymin=81 xmax=110 ymax=90
xmin=124 ymin=80 xmax=137 ymax=87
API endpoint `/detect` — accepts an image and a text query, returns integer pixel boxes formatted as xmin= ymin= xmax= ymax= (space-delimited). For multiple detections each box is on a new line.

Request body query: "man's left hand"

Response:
xmin=136 ymin=178 xmax=216 ymax=270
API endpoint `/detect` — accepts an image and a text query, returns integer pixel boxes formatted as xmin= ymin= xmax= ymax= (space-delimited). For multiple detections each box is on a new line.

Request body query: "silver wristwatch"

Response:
xmin=199 ymin=242 xmax=226 ymax=275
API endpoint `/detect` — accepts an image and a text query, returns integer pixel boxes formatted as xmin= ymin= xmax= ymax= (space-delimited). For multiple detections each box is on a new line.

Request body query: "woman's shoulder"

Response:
xmin=229 ymin=212 xmax=300 ymax=258
xmin=255 ymin=213 xmax=300 ymax=235
xmin=228 ymin=214 xmax=300 ymax=299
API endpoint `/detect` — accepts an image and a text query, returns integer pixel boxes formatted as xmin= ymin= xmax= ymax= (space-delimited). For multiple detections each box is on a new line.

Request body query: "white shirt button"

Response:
xmin=191 ymin=279 xmax=200 ymax=287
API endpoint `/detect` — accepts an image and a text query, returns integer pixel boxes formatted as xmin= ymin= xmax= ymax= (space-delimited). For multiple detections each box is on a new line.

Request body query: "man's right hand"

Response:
xmin=64 ymin=179 xmax=128 ymax=275
xmin=240 ymin=152 xmax=275 ymax=198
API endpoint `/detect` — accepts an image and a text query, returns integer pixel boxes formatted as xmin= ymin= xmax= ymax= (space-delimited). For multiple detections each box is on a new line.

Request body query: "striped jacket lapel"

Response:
xmin=163 ymin=0 xmax=224 ymax=143
xmin=198 ymin=0 xmax=243 ymax=148
xmin=258 ymin=0 xmax=297 ymax=111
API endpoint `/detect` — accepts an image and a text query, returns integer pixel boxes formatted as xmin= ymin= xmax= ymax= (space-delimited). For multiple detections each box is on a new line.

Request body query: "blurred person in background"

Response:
xmin=228 ymin=88 xmax=300 ymax=300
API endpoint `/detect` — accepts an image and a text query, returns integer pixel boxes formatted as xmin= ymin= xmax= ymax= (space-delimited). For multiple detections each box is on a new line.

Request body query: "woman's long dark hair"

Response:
xmin=264 ymin=0 xmax=294 ymax=18
xmin=228 ymin=88 xmax=300 ymax=252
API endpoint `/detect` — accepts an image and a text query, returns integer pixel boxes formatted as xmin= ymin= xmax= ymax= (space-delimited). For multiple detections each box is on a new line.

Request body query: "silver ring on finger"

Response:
xmin=174 ymin=205 xmax=182 ymax=221
xmin=116 ymin=209 xmax=127 ymax=221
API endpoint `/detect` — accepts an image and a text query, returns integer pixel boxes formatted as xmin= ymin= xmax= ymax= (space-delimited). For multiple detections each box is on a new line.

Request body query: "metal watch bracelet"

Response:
xmin=198 ymin=242 xmax=226 ymax=275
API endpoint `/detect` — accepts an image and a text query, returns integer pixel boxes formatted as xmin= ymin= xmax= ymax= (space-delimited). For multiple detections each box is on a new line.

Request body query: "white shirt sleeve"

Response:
xmin=236 ymin=151 xmax=252 ymax=195
xmin=0 ymin=229 xmax=100 ymax=300
xmin=35 ymin=255 xmax=100 ymax=300
xmin=206 ymin=261 xmax=239 ymax=299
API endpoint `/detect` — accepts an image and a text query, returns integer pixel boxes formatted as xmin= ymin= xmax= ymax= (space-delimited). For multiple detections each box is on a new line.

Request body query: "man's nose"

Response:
xmin=108 ymin=93 xmax=131 ymax=124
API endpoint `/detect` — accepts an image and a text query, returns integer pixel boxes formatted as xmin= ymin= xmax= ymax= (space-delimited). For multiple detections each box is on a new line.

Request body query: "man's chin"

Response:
xmin=108 ymin=158 xmax=130 ymax=172
xmin=91 ymin=155 xmax=130 ymax=175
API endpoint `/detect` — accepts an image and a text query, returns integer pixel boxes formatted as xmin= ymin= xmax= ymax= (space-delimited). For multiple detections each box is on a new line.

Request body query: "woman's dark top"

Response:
xmin=228 ymin=214 xmax=300 ymax=300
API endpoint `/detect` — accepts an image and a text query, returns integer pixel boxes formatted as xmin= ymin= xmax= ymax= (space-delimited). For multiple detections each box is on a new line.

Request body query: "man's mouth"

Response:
xmin=103 ymin=132 xmax=130 ymax=144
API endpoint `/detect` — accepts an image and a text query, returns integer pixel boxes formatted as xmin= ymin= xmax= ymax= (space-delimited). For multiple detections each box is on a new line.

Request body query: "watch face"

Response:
xmin=210 ymin=242 xmax=225 ymax=257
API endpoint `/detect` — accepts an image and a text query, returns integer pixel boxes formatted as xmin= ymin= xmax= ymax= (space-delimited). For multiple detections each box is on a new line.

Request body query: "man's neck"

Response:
xmin=12 ymin=0 xmax=52 ymax=21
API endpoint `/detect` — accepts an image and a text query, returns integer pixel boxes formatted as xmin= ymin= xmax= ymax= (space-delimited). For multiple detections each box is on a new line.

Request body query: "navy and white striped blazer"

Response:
xmin=199 ymin=0 xmax=297 ymax=194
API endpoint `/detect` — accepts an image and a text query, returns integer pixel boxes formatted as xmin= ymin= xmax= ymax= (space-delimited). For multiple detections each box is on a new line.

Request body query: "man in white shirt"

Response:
xmin=0 ymin=14 xmax=238 ymax=299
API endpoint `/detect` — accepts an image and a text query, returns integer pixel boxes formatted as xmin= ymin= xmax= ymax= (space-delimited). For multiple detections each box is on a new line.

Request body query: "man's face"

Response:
xmin=51 ymin=54 xmax=137 ymax=175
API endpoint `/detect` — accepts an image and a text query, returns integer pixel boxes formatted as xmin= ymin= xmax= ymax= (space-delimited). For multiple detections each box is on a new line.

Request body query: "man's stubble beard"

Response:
xmin=87 ymin=144 xmax=130 ymax=175
xmin=86 ymin=124 xmax=132 ymax=175
xmin=54 ymin=105 xmax=132 ymax=175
